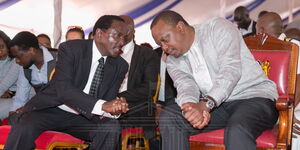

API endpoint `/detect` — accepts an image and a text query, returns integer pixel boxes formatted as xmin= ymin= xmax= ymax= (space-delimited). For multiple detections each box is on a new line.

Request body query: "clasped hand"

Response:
xmin=102 ymin=97 xmax=129 ymax=115
xmin=181 ymin=102 xmax=211 ymax=129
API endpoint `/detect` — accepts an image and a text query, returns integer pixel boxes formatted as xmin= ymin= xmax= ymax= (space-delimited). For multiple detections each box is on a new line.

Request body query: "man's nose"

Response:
xmin=119 ymin=36 xmax=125 ymax=47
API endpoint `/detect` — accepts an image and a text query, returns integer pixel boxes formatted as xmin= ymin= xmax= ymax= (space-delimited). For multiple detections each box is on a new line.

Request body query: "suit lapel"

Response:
xmin=127 ymin=45 xmax=139 ymax=89
xmin=97 ymin=57 xmax=116 ymax=99
xmin=80 ymin=40 xmax=93 ymax=89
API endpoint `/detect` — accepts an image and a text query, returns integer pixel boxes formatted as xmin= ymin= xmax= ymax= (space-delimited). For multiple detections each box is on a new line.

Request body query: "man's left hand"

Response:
xmin=0 ymin=91 xmax=13 ymax=98
xmin=181 ymin=102 xmax=211 ymax=129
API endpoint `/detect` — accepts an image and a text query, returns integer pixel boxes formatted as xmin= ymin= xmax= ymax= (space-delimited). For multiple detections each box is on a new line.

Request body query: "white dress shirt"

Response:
xmin=158 ymin=51 xmax=167 ymax=102
xmin=58 ymin=40 xmax=119 ymax=118
xmin=119 ymin=40 xmax=134 ymax=92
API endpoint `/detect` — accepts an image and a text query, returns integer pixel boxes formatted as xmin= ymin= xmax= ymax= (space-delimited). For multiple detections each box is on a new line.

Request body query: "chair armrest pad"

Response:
xmin=276 ymin=98 xmax=290 ymax=111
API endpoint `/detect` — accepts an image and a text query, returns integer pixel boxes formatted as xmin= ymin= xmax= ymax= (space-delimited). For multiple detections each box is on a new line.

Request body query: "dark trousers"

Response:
xmin=4 ymin=107 xmax=121 ymax=150
xmin=159 ymin=97 xmax=278 ymax=150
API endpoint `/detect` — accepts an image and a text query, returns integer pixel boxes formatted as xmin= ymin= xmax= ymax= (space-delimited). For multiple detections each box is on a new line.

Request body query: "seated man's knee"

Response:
xmin=101 ymin=118 xmax=121 ymax=134
xmin=225 ymin=120 xmax=251 ymax=137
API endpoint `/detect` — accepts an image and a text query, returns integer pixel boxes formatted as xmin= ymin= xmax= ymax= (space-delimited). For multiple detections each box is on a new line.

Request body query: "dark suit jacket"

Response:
xmin=118 ymin=44 xmax=159 ymax=138
xmin=23 ymin=40 xmax=129 ymax=119
xmin=243 ymin=21 xmax=257 ymax=38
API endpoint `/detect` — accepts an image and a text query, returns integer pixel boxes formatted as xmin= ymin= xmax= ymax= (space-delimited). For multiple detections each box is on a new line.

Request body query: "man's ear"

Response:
xmin=95 ymin=28 xmax=104 ymax=39
xmin=28 ymin=47 xmax=35 ymax=54
xmin=176 ymin=21 xmax=185 ymax=33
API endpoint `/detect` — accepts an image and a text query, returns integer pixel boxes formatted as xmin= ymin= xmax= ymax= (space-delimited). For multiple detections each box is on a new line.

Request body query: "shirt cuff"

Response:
xmin=91 ymin=99 xmax=121 ymax=119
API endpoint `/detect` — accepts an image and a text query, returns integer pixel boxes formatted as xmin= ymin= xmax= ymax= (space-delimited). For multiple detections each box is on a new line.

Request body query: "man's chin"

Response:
xmin=23 ymin=64 xmax=33 ymax=69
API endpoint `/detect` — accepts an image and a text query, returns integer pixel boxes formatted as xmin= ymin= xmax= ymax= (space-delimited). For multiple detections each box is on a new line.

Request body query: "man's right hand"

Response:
xmin=102 ymin=97 xmax=129 ymax=115
xmin=9 ymin=106 xmax=25 ymax=115
xmin=1 ymin=90 xmax=13 ymax=98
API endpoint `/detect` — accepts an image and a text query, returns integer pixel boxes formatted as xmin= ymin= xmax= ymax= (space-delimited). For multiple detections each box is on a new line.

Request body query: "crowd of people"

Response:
xmin=0 ymin=6 xmax=300 ymax=150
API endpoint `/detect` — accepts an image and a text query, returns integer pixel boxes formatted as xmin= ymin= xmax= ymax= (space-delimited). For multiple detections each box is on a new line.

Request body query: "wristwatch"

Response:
xmin=201 ymin=95 xmax=216 ymax=110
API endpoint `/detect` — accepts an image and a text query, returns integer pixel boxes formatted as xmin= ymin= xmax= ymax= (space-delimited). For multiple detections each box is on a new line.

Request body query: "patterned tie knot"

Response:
xmin=98 ymin=57 xmax=104 ymax=65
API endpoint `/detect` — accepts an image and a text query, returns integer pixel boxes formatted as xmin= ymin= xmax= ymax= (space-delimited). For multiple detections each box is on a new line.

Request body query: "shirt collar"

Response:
xmin=122 ymin=40 xmax=135 ymax=55
xmin=30 ymin=46 xmax=53 ymax=69
xmin=278 ymin=33 xmax=286 ymax=40
xmin=183 ymin=26 xmax=198 ymax=57
xmin=0 ymin=56 xmax=9 ymax=63
xmin=92 ymin=40 xmax=107 ymax=63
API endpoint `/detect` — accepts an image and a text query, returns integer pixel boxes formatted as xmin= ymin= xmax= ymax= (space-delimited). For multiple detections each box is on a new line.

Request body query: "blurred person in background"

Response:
xmin=0 ymin=30 xmax=20 ymax=120
xmin=234 ymin=6 xmax=257 ymax=37
xmin=37 ymin=33 xmax=52 ymax=48
xmin=66 ymin=26 xmax=85 ymax=41
xmin=88 ymin=31 xmax=94 ymax=40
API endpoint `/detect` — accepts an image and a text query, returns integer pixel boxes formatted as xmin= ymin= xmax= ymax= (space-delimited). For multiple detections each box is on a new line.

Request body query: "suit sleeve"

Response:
xmin=118 ymin=49 xmax=160 ymax=104
xmin=51 ymin=42 xmax=99 ymax=118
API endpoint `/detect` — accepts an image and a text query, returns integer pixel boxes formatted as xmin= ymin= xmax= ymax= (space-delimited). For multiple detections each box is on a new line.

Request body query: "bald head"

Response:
xmin=119 ymin=15 xmax=135 ymax=44
xmin=256 ymin=12 xmax=283 ymax=38
xmin=120 ymin=15 xmax=134 ymax=28
xmin=150 ymin=10 xmax=189 ymax=29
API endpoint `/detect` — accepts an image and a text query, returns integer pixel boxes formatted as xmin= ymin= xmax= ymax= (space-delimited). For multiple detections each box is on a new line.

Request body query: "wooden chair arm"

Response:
xmin=276 ymin=98 xmax=289 ymax=111
xmin=276 ymin=98 xmax=294 ymax=148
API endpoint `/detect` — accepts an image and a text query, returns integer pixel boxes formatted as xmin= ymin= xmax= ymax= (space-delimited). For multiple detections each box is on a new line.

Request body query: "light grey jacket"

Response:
xmin=167 ymin=17 xmax=278 ymax=107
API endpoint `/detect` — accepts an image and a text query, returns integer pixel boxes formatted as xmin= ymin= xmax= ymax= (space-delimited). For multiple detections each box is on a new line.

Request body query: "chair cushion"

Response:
xmin=251 ymin=51 xmax=290 ymax=97
xmin=0 ymin=125 xmax=85 ymax=149
xmin=189 ymin=126 xmax=277 ymax=148
xmin=1 ymin=118 xmax=8 ymax=125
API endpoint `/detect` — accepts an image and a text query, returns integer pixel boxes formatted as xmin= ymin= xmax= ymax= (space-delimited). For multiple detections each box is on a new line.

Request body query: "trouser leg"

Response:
xmin=0 ymin=98 xmax=12 ymax=120
xmin=4 ymin=108 xmax=67 ymax=150
xmin=5 ymin=107 xmax=122 ymax=150
xmin=62 ymin=116 xmax=121 ymax=150
xmin=224 ymin=98 xmax=278 ymax=150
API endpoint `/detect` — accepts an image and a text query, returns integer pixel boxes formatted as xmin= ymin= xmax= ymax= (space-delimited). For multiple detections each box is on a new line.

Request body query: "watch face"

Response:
xmin=206 ymin=100 xmax=215 ymax=109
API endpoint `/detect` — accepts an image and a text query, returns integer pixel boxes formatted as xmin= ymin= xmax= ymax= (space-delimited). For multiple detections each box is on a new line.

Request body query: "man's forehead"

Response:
xmin=109 ymin=21 xmax=126 ymax=32
xmin=152 ymin=20 xmax=173 ymax=36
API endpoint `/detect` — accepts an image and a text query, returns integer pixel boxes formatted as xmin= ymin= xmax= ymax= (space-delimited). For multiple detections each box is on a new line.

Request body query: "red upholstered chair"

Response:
xmin=0 ymin=125 xmax=88 ymax=150
xmin=1 ymin=118 xmax=8 ymax=126
xmin=189 ymin=34 xmax=299 ymax=150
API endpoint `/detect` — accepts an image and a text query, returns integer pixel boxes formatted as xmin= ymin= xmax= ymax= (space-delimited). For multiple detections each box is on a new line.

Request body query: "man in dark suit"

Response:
xmin=117 ymin=15 xmax=160 ymax=142
xmin=234 ymin=6 xmax=257 ymax=37
xmin=4 ymin=15 xmax=129 ymax=150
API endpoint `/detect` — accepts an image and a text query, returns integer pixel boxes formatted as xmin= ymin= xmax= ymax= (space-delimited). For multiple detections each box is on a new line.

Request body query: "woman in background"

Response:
xmin=0 ymin=30 xmax=20 ymax=120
